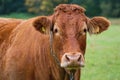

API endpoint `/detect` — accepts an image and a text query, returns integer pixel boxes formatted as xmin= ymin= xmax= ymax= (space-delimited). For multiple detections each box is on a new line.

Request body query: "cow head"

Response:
xmin=33 ymin=4 xmax=110 ymax=70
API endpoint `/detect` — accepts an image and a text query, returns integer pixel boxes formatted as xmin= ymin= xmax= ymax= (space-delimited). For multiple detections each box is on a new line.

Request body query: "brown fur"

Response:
xmin=0 ymin=4 xmax=110 ymax=80
xmin=0 ymin=18 xmax=23 ymax=80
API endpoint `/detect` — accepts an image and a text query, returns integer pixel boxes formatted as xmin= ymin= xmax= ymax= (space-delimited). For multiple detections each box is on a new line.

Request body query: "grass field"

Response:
xmin=81 ymin=24 xmax=120 ymax=80
xmin=0 ymin=13 xmax=120 ymax=80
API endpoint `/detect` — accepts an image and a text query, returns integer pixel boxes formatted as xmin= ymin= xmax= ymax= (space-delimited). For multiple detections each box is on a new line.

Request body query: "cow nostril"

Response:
xmin=65 ymin=55 xmax=70 ymax=61
xmin=77 ymin=55 xmax=81 ymax=61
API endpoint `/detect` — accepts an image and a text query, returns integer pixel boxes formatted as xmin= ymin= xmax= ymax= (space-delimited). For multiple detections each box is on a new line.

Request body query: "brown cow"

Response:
xmin=0 ymin=4 xmax=110 ymax=80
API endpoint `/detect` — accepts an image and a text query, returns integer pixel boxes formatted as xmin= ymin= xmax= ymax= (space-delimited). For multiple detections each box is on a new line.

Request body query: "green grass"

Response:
xmin=81 ymin=24 xmax=120 ymax=80
xmin=109 ymin=18 xmax=120 ymax=25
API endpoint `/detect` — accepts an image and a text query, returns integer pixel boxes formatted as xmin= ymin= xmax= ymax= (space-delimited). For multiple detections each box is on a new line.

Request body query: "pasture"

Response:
xmin=0 ymin=13 xmax=120 ymax=80
xmin=81 ymin=19 xmax=120 ymax=80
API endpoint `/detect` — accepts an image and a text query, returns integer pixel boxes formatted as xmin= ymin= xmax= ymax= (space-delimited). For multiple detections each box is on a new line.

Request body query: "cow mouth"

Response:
xmin=65 ymin=66 xmax=81 ymax=70
xmin=60 ymin=61 xmax=85 ymax=70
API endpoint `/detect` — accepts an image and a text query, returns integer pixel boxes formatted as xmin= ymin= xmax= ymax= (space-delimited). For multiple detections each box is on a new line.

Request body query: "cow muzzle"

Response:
xmin=61 ymin=52 xmax=85 ymax=69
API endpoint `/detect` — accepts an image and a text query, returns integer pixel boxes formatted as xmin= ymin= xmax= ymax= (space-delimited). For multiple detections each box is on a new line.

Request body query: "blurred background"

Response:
xmin=0 ymin=0 xmax=120 ymax=18
xmin=0 ymin=0 xmax=120 ymax=80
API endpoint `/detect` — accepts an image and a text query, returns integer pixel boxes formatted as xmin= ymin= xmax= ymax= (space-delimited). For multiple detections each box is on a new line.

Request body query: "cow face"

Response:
xmin=33 ymin=4 xmax=110 ymax=70
xmin=52 ymin=16 xmax=87 ymax=69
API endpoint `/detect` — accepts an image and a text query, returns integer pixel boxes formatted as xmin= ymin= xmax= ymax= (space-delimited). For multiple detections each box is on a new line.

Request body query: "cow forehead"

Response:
xmin=55 ymin=14 xmax=87 ymax=32
xmin=55 ymin=13 xmax=86 ymax=25
xmin=53 ymin=4 xmax=87 ymax=32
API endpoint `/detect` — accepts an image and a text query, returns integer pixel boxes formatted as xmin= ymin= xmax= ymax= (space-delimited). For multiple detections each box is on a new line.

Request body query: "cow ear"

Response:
xmin=87 ymin=17 xmax=110 ymax=34
xmin=33 ymin=16 xmax=51 ymax=34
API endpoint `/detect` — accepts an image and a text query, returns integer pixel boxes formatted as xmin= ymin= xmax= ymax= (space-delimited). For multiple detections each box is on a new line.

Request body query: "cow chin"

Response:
xmin=60 ymin=52 xmax=85 ymax=70
xmin=60 ymin=61 xmax=84 ymax=70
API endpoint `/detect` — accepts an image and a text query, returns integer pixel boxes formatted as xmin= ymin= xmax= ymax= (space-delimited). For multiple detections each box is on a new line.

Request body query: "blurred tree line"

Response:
xmin=0 ymin=0 xmax=120 ymax=17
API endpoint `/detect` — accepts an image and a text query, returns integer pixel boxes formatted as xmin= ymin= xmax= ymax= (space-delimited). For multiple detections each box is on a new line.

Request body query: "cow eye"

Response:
xmin=83 ymin=28 xmax=87 ymax=33
xmin=53 ymin=24 xmax=60 ymax=35
xmin=54 ymin=28 xmax=58 ymax=33
xmin=53 ymin=27 xmax=60 ymax=36
xmin=77 ymin=28 xmax=87 ymax=38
